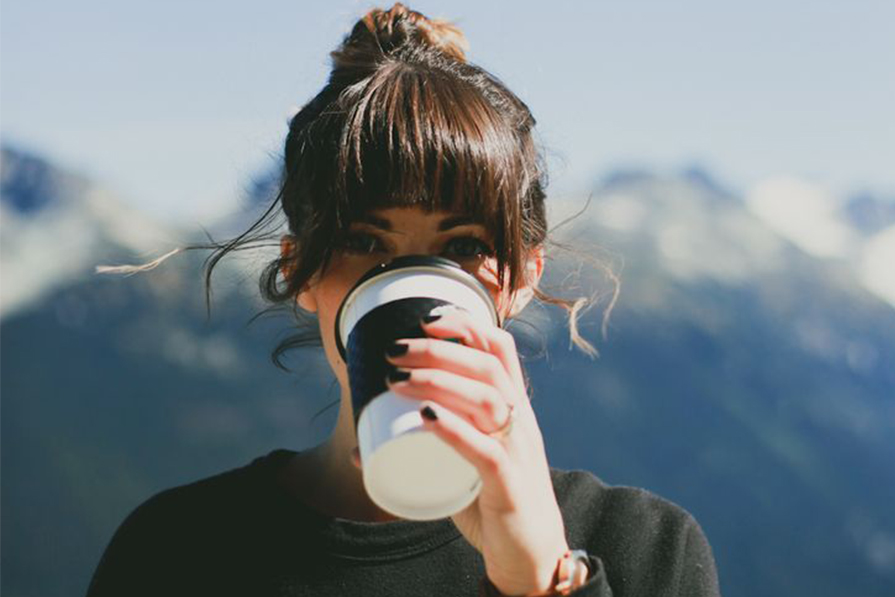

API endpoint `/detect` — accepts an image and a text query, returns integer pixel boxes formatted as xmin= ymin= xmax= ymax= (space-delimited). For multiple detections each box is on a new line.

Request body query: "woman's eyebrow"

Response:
xmin=438 ymin=215 xmax=483 ymax=231
xmin=353 ymin=215 xmax=392 ymax=230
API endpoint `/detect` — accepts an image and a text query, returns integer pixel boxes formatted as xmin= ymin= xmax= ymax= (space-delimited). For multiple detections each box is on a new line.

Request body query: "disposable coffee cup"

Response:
xmin=334 ymin=255 xmax=500 ymax=520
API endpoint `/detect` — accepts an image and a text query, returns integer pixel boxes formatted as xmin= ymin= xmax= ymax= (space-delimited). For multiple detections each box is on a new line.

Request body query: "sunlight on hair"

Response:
xmin=95 ymin=247 xmax=183 ymax=276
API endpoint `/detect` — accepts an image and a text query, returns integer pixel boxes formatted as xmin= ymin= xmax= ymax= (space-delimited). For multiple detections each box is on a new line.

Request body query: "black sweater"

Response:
xmin=87 ymin=450 xmax=720 ymax=596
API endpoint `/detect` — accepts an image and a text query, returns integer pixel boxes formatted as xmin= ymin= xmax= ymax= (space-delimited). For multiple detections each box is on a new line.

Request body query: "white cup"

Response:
xmin=334 ymin=256 xmax=499 ymax=520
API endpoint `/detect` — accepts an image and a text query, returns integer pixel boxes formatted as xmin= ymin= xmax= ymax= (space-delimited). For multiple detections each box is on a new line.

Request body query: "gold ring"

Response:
xmin=488 ymin=403 xmax=516 ymax=439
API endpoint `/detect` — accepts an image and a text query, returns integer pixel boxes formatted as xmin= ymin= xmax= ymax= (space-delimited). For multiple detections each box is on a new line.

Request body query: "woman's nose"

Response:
xmin=392 ymin=241 xmax=438 ymax=259
xmin=382 ymin=251 xmax=432 ymax=268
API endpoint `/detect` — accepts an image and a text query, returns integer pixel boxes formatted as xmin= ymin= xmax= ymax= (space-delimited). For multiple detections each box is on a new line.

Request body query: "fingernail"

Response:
xmin=422 ymin=314 xmax=442 ymax=324
xmin=387 ymin=369 xmax=410 ymax=383
xmin=385 ymin=342 xmax=408 ymax=357
xmin=421 ymin=405 xmax=438 ymax=421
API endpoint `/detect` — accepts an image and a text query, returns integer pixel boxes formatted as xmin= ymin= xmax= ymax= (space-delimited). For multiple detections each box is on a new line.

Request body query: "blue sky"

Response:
xmin=2 ymin=0 xmax=893 ymax=224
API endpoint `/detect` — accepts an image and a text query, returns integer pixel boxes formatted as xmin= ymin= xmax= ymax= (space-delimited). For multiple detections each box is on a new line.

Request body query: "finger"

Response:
xmin=419 ymin=401 xmax=513 ymax=503
xmin=351 ymin=447 xmax=361 ymax=470
xmin=387 ymin=368 xmax=512 ymax=433
xmin=386 ymin=338 xmax=515 ymax=398
xmin=422 ymin=311 xmax=526 ymax=395
xmin=421 ymin=310 xmax=485 ymax=348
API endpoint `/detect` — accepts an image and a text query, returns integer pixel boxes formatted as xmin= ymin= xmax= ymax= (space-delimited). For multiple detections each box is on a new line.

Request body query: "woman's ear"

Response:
xmin=280 ymin=235 xmax=318 ymax=314
xmin=505 ymin=245 xmax=544 ymax=320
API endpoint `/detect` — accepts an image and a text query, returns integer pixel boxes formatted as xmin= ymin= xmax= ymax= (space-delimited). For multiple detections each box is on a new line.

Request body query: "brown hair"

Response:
xmin=99 ymin=3 xmax=618 ymax=366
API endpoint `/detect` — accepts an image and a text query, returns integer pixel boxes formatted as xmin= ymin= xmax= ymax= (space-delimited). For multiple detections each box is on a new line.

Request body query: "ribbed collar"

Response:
xmin=256 ymin=449 xmax=465 ymax=562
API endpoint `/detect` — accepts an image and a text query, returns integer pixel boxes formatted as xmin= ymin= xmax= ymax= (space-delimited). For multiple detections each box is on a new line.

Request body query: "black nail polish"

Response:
xmin=388 ymin=369 xmax=410 ymax=383
xmin=386 ymin=342 xmax=408 ymax=357
xmin=421 ymin=405 xmax=438 ymax=421
xmin=422 ymin=314 xmax=442 ymax=324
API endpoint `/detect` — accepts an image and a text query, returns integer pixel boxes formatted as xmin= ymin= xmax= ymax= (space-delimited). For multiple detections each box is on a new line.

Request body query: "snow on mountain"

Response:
xmin=745 ymin=176 xmax=895 ymax=308
xmin=1 ymin=146 xmax=185 ymax=319
xmin=552 ymin=168 xmax=790 ymax=295
xmin=745 ymin=177 xmax=856 ymax=259
xmin=859 ymin=225 xmax=895 ymax=308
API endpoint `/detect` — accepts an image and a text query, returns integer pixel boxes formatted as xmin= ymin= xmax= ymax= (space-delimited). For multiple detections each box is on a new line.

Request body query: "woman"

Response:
xmin=88 ymin=4 xmax=720 ymax=596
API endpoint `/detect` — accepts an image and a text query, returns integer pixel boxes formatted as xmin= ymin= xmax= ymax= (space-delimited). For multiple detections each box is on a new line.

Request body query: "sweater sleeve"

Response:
xmin=571 ymin=555 xmax=614 ymax=596
xmin=549 ymin=469 xmax=721 ymax=597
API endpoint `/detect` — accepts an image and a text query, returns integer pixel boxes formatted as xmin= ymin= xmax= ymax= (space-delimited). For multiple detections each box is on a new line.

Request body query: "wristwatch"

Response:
xmin=479 ymin=549 xmax=593 ymax=596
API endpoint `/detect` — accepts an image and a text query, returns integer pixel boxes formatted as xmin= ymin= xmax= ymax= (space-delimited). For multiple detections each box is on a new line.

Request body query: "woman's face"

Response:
xmin=286 ymin=206 xmax=543 ymax=392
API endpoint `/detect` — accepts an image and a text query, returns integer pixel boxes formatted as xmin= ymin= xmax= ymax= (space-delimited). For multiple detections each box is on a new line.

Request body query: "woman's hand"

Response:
xmin=384 ymin=309 xmax=569 ymax=597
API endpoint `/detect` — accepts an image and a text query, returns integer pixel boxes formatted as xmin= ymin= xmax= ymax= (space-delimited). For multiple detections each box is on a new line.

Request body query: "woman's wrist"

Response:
xmin=551 ymin=550 xmax=592 ymax=595
xmin=483 ymin=547 xmax=593 ymax=596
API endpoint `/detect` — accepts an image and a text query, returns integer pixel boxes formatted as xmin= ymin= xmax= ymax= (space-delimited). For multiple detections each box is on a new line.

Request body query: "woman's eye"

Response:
xmin=443 ymin=236 xmax=494 ymax=259
xmin=339 ymin=233 xmax=384 ymax=254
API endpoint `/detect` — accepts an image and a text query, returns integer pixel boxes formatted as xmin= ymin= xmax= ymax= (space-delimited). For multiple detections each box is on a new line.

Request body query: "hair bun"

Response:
xmin=335 ymin=3 xmax=469 ymax=70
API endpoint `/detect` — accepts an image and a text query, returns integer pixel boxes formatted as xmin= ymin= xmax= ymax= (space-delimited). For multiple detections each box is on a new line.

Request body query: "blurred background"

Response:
xmin=2 ymin=1 xmax=894 ymax=596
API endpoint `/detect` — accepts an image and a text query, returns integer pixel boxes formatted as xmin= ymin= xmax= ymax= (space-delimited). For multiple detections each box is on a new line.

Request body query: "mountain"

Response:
xmin=0 ymin=146 xmax=183 ymax=319
xmin=1 ymin=146 xmax=335 ymax=597
xmin=537 ymin=169 xmax=895 ymax=596
xmin=2 ymin=148 xmax=894 ymax=597
xmin=844 ymin=191 xmax=895 ymax=236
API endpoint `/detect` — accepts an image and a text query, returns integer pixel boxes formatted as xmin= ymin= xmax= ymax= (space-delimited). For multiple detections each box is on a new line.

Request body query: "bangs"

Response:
xmin=284 ymin=57 xmax=542 ymax=291
xmin=332 ymin=62 xmax=527 ymax=235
